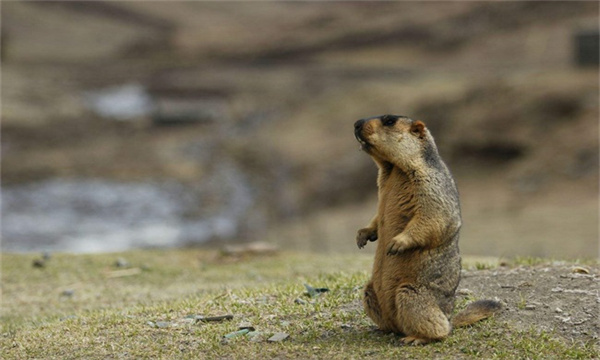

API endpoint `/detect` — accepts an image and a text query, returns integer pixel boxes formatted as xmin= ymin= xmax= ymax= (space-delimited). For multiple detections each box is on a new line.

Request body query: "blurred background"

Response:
xmin=1 ymin=1 xmax=598 ymax=259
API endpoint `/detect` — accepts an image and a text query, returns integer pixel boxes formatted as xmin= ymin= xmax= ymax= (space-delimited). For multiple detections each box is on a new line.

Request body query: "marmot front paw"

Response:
xmin=386 ymin=236 xmax=412 ymax=255
xmin=356 ymin=228 xmax=378 ymax=249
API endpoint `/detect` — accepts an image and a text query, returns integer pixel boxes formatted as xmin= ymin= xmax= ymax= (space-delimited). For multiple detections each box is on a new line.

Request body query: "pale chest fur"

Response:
xmin=376 ymin=168 xmax=416 ymax=245
xmin=374 ymin=165 xmax=461 ymax=258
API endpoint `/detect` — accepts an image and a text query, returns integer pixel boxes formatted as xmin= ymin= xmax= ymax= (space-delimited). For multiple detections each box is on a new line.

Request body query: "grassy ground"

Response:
xmin=1 ymin=249 xmax=598 ymax=359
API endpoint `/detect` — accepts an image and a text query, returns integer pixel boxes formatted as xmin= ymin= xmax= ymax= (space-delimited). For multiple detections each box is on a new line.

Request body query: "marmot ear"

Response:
xmin=410 ymin=121 xmax=426 ymax=139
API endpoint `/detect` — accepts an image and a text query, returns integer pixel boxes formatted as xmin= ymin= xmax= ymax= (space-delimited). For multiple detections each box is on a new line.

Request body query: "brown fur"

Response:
xmin=354 ymin=115 xmax=501 ymax=345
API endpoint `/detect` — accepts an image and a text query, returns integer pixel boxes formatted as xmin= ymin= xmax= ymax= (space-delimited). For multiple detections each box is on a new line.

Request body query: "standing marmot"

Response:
xmin=354 ymin=114 xmax=501 ymax=345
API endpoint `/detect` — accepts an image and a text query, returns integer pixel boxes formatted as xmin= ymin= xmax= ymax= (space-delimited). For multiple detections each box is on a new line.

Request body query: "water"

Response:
xmin=2 ymin=165 xmax=253 ymax=253
xmin=83 ymin=83 xmax=154 ymax=120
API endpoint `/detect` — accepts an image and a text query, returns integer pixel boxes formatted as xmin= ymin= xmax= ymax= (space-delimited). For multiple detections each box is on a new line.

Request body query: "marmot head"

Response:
xmin=354 ymin=115 xmax=436 ymax=168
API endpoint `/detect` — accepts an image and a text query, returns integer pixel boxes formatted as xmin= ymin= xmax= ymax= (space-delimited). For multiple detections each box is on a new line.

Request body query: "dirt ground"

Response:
xmin=458 ymin=263 xmax=599 ymax=346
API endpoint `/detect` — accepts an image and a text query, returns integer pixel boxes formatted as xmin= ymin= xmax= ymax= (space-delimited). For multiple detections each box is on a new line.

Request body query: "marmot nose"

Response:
xmin=354 ymin=119 xmax=366 ymax=131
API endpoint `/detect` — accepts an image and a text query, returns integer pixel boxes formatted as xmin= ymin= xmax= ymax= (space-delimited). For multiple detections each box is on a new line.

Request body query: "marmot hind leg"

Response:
xmin=394 ymin=285 xmax=451 ymax=345
xmin=363 ymin=281 xmax=389 ymax=331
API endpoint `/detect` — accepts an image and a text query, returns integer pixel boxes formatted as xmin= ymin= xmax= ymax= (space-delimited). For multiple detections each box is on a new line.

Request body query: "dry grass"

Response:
xmin=2 ymin=250 xmax=597 ymax=359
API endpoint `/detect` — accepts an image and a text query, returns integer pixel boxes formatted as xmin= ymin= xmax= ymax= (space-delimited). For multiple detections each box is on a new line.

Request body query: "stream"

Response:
xmin=2 ymin=163 xmax=254 ymax=253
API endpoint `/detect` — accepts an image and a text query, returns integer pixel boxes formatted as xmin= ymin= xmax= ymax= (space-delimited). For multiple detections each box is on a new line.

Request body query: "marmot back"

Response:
xmin=354 ymin=114 xmax=500 ymax=345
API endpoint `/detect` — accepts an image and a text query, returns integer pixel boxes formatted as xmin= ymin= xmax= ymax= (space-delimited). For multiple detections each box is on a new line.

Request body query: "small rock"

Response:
xmin=223 ymin=329 xmax=250 ymax=339
xmin=238 ymin=322 xmax=255 ymax=331
xmin=525 ymin=304 xmax=536 ymax=310
xmin=304 ymin=283 xmax=329 ymax=298
xmin=32 ymin=259 xmax=45 ymax=268
xmin=155 ymin=321 xmax=170 ymax=328
xmin=196 ymin=314 xmax=234 ymax=323
xmin=247 ymin=331 xmax=263 ymax=342
xmin=61 ymin=289 xmax=75 ymax=297
xmin=267 ymin=332 xmax=289 ymax=342
xmin=457 ymin=288 xmax=472 ymax=296
xmin=555 ymin=307 xmax=563 ymax=313
xmin=148 ymin=321 xmax=171 ymax=328
xmin=304 ymin=284 xmax=318 ymax=298
xmin=572 ymin=266 xmax=590 ymax=274
xmin=115 ymin=258 xmax=130 ymax=268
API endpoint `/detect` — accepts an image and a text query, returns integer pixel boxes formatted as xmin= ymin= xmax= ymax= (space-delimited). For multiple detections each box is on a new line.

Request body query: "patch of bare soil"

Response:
xmin=459 ymin=264 xmax=599 ymax=346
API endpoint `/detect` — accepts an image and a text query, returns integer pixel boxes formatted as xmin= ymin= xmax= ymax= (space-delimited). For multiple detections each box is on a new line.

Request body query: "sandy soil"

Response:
xmin=458 ymin=263 xmax=599 ymax=346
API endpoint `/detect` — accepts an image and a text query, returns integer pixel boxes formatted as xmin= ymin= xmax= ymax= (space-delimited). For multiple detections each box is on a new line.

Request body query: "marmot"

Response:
xmin=354 ymin=114 xmax=501 ymax=345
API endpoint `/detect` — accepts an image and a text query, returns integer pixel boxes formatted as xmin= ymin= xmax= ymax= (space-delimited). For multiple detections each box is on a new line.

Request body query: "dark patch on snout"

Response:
xmin=354 ymin=118 xmax=366 ymax=132
xmin=354 ymin=118 xmax=372 ymax=151
xmin=355 ymin=114 xmax=410 ymax=151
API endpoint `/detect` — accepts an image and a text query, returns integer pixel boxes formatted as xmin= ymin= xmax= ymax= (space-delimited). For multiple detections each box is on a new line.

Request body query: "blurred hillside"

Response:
xmin=1 ymin=2 xmax=598 ymax=258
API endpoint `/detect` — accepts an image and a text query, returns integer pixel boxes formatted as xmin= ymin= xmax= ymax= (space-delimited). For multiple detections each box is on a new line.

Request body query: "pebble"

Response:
xmin=303 ymin=283 xmax=329 ymax=298
xmin=525 ymin=304 xmax=536 ymax=310
xmin=61 ymin=289 xmax=75 ymax=297
xmin=147 ymin=321 xmax=171 ymax=328
xmin=572 ymin=266 xmax=590 ymax=274
xmin=294 ymin=298 xmax=307 ymax=305
xmin=32 ymin=259 xmax=46 ymax=268
xmin=196 ymin=314 xmax=234 ymax=323
xmin=457 ymin=288 xmax=472 ymax=296
xmin=223 ymin=329 xmax=250 ymax=339
xmin=115 ymin=258 xmax=130 ymax=268
xmin=238 ymin=322 xmax=255 ymax=331
xmin=247 ymin=331 xmax=263 ymax=342
xmin=267 ymin=332 xmax=289 ymax=342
